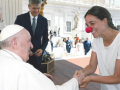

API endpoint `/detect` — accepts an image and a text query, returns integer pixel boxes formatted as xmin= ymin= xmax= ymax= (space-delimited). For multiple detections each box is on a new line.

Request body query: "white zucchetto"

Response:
xmin=0 ymin=24 xmax=24 ymax=41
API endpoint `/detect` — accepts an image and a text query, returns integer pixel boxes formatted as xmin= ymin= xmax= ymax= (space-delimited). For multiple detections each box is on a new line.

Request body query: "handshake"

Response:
xmin=73 ymin=70 xmax=92 ymax=88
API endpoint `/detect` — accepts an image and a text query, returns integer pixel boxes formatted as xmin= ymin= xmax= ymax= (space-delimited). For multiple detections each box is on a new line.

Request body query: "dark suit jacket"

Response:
xmin=66 ymin=40 xmax=72 ymax=47
xmin=15 ymin=12 xmax=48 ymax=64
xmin=83 ymin=40 xmax=91 ymax=50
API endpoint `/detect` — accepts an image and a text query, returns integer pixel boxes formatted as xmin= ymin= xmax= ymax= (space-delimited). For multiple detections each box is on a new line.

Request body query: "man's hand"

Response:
xmin=44 ymin=73 xmax=53 ymax=81
xmin=80 ymin=76 xmax=92 ymax=88
xmin=73 ymin=70 xmax=85 ymax=83
xmin=35 ymin=49 xmax=43 ymax=57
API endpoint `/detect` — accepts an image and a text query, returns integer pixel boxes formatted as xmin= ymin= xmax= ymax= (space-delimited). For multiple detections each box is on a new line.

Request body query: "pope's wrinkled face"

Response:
xmin=85 ymin=14 xmax=107 ymax=38
xmin=28 ymin=3 xmax=41 ymax=17
xmin=19 ymin=29 xmax=33 ymax=62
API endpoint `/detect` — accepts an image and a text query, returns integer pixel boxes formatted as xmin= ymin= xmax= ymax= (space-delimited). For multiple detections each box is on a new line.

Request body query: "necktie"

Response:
xmin=32 ymin=17 xmax=36 ymax=35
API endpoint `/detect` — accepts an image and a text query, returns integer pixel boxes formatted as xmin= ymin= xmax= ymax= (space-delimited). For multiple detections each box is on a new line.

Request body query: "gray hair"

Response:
xmin=29 ymin=0 xmax=42 ymax=5
xmin=0 ymin=38 xmax=11 ymax=49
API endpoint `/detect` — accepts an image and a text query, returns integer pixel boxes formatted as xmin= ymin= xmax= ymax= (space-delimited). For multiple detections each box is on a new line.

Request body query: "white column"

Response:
xmin=97 ymin=0 xmax=100 ymax=5
xmin=109 ymin=0 xmax=111 ymax=7
xmin=113 ymin=0 xmax=115 ymax=6
xmin=0 ymin=0 xmax=22 ymax=30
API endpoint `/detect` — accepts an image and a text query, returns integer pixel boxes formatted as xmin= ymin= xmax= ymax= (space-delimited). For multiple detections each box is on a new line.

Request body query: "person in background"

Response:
xmin=74 ymin=34 xmax=79 ymax=47
xmin=14 ymin=0 xmax=49 ymax=71
xmin=45 ymin=35 xmax=51 ymax=53
xmin=66 ymin=37 xmax=72 ymax=53
xmin=76 ymin=39 xmax=84 ymax=56
xmin=50 ymin=35 xmax=53 ymax=52
xmin=62 ymin=38 xmax=67 ymax=51
xmin=77 ymin=6 xmax=120 ymax=90
xmin=53 ymin=30 xmax=57 ymax=37
xmin=83 ymin=38 xmax=91 ymax=55
xmin=57 ymin=38 xmax=61 ymax=47
xmin=0 ymin=24 xmax=85 ymax=90
xmin=50 ymin=29 xmax=53 ymax=36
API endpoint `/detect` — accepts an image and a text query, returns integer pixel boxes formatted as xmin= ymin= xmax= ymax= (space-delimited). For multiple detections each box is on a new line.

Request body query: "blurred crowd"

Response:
xmin=46 ymin=32 xmax=92 ymax=57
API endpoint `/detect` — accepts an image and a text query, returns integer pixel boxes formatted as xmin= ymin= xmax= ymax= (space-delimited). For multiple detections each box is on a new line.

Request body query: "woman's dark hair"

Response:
xmin=84 ymin=6 xmax=118 ymax=30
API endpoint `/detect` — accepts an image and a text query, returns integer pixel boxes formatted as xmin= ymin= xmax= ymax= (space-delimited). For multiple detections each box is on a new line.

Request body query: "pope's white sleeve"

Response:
xmin=55 ymin=78 xmax=79 ymax=90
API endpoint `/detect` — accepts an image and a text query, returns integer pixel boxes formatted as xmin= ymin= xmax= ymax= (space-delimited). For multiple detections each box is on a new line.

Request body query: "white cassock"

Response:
xmin=0 ymin=49 xmax=79 ymax=90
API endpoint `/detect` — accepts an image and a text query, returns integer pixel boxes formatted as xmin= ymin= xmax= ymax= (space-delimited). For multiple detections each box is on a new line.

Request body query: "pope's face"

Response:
xmin=28 ymin=4 xmax=41 ymax=17
xmin=19 ymin=29 xmax=33 ymax=62
xmin=85 ymin=14 xmax=107 ymax=38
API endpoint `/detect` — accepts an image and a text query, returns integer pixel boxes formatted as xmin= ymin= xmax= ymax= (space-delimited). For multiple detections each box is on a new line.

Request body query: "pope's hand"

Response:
xmin=35 ymin=49 xmax=43 ymax=57
xmin=73 ymin=70 xmax=85 ymax=83
xmin=44 ymin=73 xmax=53 ymax=81
xmin=77 ymin=70 xmax=85 ymax=77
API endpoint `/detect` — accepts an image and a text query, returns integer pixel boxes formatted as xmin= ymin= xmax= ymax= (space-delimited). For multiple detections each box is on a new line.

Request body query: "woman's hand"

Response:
xmin=80 ymin=76 xmax=92 ymax=88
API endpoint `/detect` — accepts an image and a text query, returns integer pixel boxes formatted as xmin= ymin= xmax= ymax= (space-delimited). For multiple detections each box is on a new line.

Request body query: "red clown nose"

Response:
xmin=86 ymin=27 xmax=92 ymax=33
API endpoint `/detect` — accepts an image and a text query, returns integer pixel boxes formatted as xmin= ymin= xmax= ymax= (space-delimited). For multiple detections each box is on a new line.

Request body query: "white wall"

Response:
xmin=0 ymin=0 xmax=22 ymax=30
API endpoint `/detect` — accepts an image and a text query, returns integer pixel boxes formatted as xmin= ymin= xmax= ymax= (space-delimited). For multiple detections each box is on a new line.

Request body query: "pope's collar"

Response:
xmin=2 ymin=49 xmax=23 ymax=62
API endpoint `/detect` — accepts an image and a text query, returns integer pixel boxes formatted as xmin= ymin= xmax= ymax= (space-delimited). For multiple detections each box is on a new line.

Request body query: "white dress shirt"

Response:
xmin=29 ymin=12 xmax=38 ymax=27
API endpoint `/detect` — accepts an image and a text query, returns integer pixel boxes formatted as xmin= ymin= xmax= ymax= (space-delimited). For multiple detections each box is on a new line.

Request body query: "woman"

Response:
xmin=78 ymin=6 xmax=120 ymax=90
xmin=76 ymin=39 xmax=84 ymax=56
xmin=62 ymin=38 xmax=67 ymax=51
xmin=74 ymin=34 xmax=79 ymax=47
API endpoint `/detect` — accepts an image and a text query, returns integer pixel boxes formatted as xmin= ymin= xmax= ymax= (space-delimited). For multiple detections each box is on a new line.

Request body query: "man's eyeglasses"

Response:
xmin=0 ymin=18 xmax=3 ymax=23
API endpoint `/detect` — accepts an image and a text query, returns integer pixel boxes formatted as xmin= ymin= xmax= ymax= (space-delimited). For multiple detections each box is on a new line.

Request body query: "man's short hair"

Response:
xmin=29 ymin=0 xmax=42 ymax=5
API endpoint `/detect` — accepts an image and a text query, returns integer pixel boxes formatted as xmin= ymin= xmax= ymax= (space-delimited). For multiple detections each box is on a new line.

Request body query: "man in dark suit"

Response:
xmin=50 ymin=35 xmax=53 ymax=52
xmin=66 ymin=37 xmax=72 ymax=53
xmin=15 ymin=0 xmax=48 ymax=71
xmin=83 ymin=38 xmax=91 ymax=55
xmin=49 ymin=29 xmax=53 ymax=36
